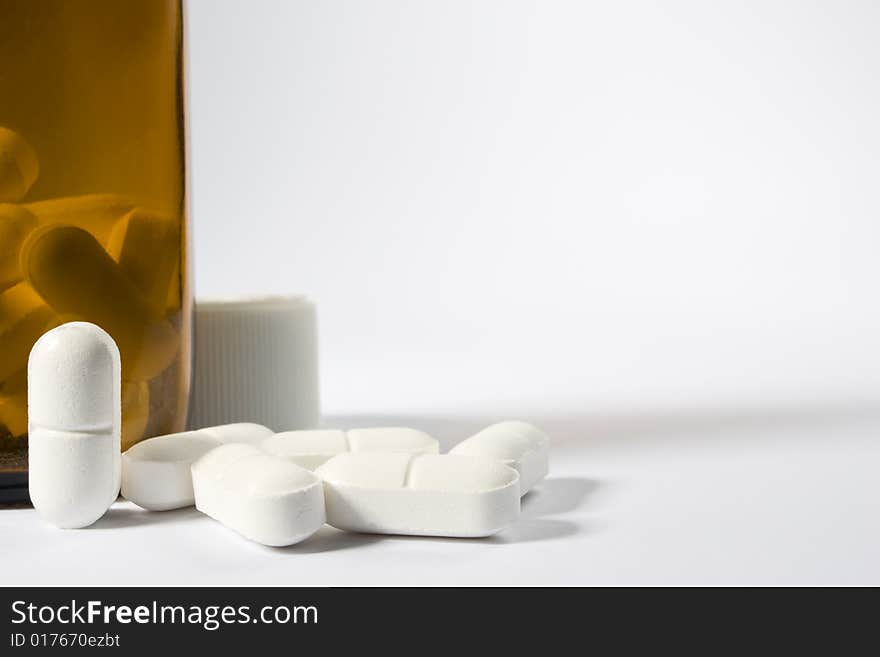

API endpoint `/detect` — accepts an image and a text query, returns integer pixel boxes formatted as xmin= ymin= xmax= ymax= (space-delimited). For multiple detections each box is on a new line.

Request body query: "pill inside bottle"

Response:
xmin=0 ymin=1 xmax=191 ymax=497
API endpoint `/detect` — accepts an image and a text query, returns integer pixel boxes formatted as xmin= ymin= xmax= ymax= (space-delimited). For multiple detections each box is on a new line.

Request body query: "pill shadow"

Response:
xmin=485 ymin=477 xmax=600 ymax=544
xmin=265 ymin=526 xmax=383 ymax=554
xmin=91 ymin=505 xmax=203 ymax=530
xmin=521 ymin=477 xmax=600 ymax=519
xmin=362 ymin=479 xmax=600 ymax=546
xmin=488 ymin=517 xmax=582 ymax=544
xmin=480 ymin=477 xmax=600 ymax=544
xmin=376 ymin=517 xmax=584 ymax=546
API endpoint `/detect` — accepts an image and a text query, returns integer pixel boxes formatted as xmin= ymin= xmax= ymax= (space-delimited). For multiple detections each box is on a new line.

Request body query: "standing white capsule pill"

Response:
xmin=28 ymin=322 xmax=121 ymax=528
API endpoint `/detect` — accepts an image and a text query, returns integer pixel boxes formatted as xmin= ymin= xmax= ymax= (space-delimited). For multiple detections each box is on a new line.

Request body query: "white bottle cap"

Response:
xmin=189 ymin=296 xmax=320 ymax=431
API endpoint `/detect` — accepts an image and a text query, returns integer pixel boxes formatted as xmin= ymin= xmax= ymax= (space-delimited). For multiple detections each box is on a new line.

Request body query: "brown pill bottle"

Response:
xmin=0 ymin=0 xmax=192 ymax=502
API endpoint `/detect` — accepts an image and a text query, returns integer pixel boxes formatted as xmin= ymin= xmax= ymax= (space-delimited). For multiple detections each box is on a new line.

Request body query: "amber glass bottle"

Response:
xmin=0 ymin=0 xmax=191 ymax=501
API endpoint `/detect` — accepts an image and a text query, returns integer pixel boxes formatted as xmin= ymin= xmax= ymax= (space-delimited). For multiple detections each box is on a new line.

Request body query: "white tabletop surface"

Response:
xmin=2 ymin=1 xmax=878 ymax=587
xmin=3 ymin=403 xmax=879 ymax=586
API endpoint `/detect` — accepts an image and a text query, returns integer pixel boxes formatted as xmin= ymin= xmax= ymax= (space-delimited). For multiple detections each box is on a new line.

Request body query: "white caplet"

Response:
xmin=197 ymin=422 xmax=274 ymax=444
xmin=315 ymin=453 xmax=520 ymax=538
xmin=28 ymin=322 xmax=121 ymax=528
xmin=449 ymin=421 xmax=549 ymax=496
xmin=121 ymin=422 xmax=274 ymax=511
xmin=121 ymin=431 xmax=222 ymax=510
xmin=261 ymin=427 xmax=438 ymax=470
xmin=192 ymin=443 xmax=325 ymax=547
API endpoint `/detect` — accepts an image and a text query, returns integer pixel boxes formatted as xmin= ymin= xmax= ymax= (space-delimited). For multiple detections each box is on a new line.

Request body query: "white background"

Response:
xmin=5 ymin=1 xmax=880 ymax=586
xmin=189 ymin=0 xmax=880 ymax=417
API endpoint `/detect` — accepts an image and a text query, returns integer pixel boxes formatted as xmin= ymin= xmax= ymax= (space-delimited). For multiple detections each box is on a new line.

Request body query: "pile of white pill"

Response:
xmin=28 ymin=322 xmax=550 ymax=546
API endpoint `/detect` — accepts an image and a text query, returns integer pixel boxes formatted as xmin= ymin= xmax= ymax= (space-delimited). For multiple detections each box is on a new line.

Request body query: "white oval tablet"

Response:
xmin=449 ymin=421 xmax=549 ymax=495
xmin=346 ymin=427 xmax=438 ymax=454
xmin=121 ymin=431 xmax=222 ymax=510
xmin=315 ymin=453 xmax=519 ymax=538
xmin=261 ymin=427 xmax=438 ymax=470
xmin=197 ymin=422 xmax=274 ymax=444
xmin=28 ymin=322 xmax=121 ymax=528
xmin=192 ymin=443 xmax=325 ymax=547
xmin=121 ymin=423 xmax=275 ymax=511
